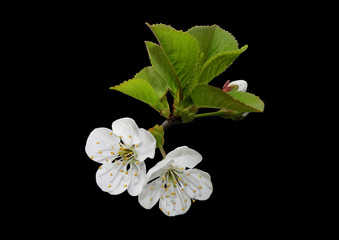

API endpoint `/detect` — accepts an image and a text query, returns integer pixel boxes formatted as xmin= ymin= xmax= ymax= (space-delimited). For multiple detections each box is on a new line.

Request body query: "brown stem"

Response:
xmin=161 ymin=116 xmax=180 ymax=131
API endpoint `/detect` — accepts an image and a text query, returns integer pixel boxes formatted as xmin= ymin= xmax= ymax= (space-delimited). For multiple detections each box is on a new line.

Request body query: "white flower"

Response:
xmin=138 ymin=146 xmax=213 ymax=216
xmin=85 ymin=117 xmax=156 ymax=196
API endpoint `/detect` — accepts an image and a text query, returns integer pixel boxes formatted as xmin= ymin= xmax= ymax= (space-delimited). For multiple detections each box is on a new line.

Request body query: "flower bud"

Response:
xmin=223 ymin=80 xmax=248 ymax=93
xmin=222 ymin=80 xmax=249 ymax=120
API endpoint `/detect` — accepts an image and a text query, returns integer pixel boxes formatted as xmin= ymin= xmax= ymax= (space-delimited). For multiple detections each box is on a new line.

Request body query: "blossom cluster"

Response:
xmin=86 ymin=117 xmax=212 ymax=216
xmin=86 ymin=80 xmax=248 ymax=216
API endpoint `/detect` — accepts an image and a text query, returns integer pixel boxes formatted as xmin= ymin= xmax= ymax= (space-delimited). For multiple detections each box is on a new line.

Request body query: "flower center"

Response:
xmin=161 ymin=165 xmax=183 ymax=187
xmin=117 ymin=139 xmax=138 ymax=164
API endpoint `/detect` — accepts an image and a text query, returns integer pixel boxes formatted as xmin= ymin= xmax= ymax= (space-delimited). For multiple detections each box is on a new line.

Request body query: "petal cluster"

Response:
xmin=85 ymin=117 xmax=156 ymax=196
xmin=138 ymin=146 xmax=213 ymax=216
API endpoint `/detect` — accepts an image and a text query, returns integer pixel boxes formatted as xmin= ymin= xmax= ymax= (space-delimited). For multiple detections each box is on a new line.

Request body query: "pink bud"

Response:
xmin=222 ymin=80 xmax=235 ymax=92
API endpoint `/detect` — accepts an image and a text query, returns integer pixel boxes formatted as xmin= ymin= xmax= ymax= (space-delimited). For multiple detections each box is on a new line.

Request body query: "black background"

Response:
xmin=25 ymin=2 xmax=305 ymax=237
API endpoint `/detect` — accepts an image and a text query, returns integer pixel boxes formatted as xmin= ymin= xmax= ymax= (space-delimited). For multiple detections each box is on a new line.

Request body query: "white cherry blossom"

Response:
xmin=138 ymin=146 xmax=213 ymax=216
xmin=85 ymin=117 xmax=156 ymax=196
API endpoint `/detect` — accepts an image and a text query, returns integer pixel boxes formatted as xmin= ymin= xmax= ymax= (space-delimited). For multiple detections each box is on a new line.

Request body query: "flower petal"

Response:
xmin=166 ymin=146 xmax=202 ymax=169
xmin=112 ymin=118 xmax=140 ymax=146
xmin=138 ymin=178 xmax=162 ymax=209
xmin=134 ymin=128 xmax=156 ymax=162
xmin=85 ymin=128 xmax=120 ymax=163
xmin=159 ymin=186 xmax=191 ymax=217
xmin=127 ymin=162 xmax=147 ymax=196
xmin=181 ymin=169 xmax=213 ymax=201
xmin=96 ymin=161 xmax=130 ymax=195
xmin=229 ymin=80 xmax=248 ymax=92
xmin=147 ymin=158 xmax=174 ymax=182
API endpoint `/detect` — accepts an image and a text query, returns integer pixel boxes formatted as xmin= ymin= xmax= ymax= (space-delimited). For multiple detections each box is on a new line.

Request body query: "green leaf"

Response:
xmin=187 ymin=25 xmax=239 ymax=63
xmin=110 ymin=79 xmax=170 ymax=118
xmin=190 ymin=84 xmax=264 ymax=112
xmin=145 ymin=41 xmax=179 ymax=97
xmin=148 ymin=124 xmax=165 ymax=148
xmin=134 ymin=66 xmax=168 ymax=98
xmin=198 ymin=45 xmax=248 ymax=84
xmin=228 ymin=90 xmax=264 ymax=112
xmin=147 ymin=23 xmax=201 ymax=96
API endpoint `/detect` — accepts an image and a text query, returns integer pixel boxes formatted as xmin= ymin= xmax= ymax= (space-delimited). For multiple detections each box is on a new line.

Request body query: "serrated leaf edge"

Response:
xmin=110 ymin=79 xmax=171 ymax=116
xmin=186 ymin=24 xmax=239 ymax=48
xmin=144 ymin=41 xmax=181 ymax=97
xmin=146 ymin=24 xmax=202 ymax=100
xmin=228 ymin=91 xmax=265 ymax=112
xmin=199 ymin=45 xmax=248 ymax=84
xmin=133 ymin=66 xmax=170 ymax=99
xmin=147 ymin=23 xmax=201 ymax=49
xmin=192 ymin=84 xmax=264 ymax=112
